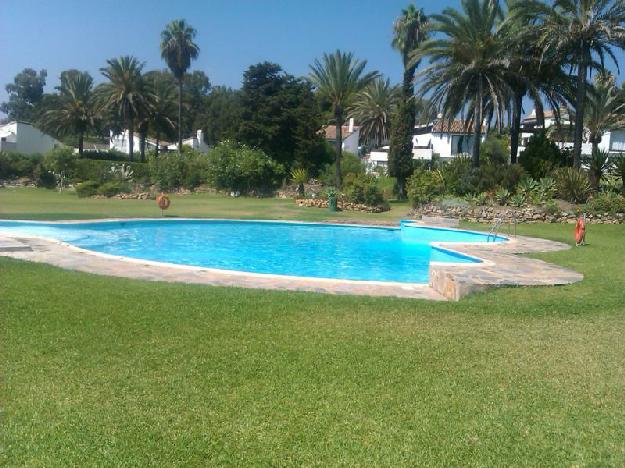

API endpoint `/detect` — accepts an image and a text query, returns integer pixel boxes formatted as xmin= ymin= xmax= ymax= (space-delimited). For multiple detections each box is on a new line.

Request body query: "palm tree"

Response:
xmin=350 ymin=78 xmax=399 ymax=148
xmin=517 ymin=0 xmax=625 ymax=168
xmin=390 ymin=4 xmax=428 ymax=197
xmin=309 ymin=50 xmax=377 ymax=188
xmin=98 ymin=56 xmax=150 ymax=161
xmin=415 ymin=0 xmax=512 ymax=167
xmin=160 ymin=19 xmax=200 ymax=153
xmin=38 ymin=70 xmax=96 ymax=157
xmin=584 ymin=72 xmax=625 ymax=155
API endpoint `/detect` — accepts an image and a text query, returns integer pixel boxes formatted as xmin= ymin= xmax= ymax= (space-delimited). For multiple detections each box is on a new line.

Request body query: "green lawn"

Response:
xmin=1 ymin=188 xmax=625 ymax=465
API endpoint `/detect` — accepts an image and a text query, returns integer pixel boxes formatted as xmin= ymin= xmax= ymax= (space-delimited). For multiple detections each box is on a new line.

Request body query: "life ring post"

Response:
xmin=156 ymin=193 xmax=171 ymax=217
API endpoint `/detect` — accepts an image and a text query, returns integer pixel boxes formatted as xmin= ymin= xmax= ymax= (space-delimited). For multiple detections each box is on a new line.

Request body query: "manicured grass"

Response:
xmin=1 ymin=188 xmax=625 ymax=465
xmin=0 ymin=187 xmax=411 ymax=223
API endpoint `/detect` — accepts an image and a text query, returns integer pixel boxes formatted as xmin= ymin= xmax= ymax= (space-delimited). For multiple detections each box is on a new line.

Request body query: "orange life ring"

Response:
xmin=156 ymin=193 xmax=170 ymax=211
xmin=575 ymin=217 xmax=585 ymax=245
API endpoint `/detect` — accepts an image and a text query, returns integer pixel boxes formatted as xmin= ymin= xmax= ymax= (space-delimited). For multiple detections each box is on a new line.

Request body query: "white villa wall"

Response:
xmin=0 ymin=122 xmax=60 ymax=155
xmin=413 ymin=132 xmax=482 ymax=159
xmin=342 ymin=129 xmax=360 ymax=155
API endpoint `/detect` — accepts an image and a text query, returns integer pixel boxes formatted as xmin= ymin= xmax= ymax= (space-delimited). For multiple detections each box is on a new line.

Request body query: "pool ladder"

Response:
xmin=487 ymin=214 xmax=517 ymax=242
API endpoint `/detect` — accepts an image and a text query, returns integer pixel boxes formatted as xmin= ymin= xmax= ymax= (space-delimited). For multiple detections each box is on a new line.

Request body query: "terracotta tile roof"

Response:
xmin=323 ymin=125 xmax=359 ymax=140
xmin=431 ymin=120 xmax=482 ymax=134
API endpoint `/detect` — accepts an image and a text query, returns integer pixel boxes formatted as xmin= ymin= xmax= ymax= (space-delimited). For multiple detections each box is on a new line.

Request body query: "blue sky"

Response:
xmin=1 ymin=0 xmax=624 ymax=113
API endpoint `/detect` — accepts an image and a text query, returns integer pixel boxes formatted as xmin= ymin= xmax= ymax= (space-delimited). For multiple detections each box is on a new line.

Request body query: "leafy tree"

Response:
xmin=201 ymin=86 xmax=243 ymax=146
xmin=0 ymin=68 xmax=47 ymax=121
xmin=38 ymin=70 xmax=97 ymax=158
xmin=98 ymin=56 xmax=152 ymax=161
xmin=238 ymin=62 xmax=329 ymax=173
xmin=390 ymin=4 xmax=428 ymax=198
xmin=143 ymin=71 xmax=177 ymax=157
xmin=309 ymin=50 xmax=377 ymax=188
xmin=519 ymin=131 xmax=569 ymax=179
xmin=160 ymin=19 xmax=200 ymax=152
xmin=518 ymin=0 xmax=625 ymax=168
xmin=351 ymin=77 xmax=399 ymax=148
xmin=416 ymin=0 xmax=512 ymax=168
xmin=182 ymin=70 xmax=211 ymax=136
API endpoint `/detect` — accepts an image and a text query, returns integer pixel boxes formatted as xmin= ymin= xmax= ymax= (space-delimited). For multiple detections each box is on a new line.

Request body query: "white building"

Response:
xmin=0 ymin=121 xmax=61 ymax=155
xmin=110 ymin=129 xmax=209 ymax=154
xmin=519 ymin=109 xmax=625 ymax=155
xmin=367 ymin=119 xmax=486 ymax=172
xmin=167 ymin=129 xmax=209 ymax=154
xmin=323 ymin=118 xmax=360 ymax=155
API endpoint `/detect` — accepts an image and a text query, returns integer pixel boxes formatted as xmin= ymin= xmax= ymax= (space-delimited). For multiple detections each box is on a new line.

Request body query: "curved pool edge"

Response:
xmin=0 ymin=218 xmax=582 ymax=301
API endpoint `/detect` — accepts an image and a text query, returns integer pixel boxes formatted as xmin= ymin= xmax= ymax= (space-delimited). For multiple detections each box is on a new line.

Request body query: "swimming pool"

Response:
xmin=0 ymin=220 xmax=505 ymax=284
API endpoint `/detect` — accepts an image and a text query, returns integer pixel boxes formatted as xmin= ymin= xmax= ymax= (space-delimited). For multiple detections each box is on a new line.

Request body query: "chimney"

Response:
xmin=348 ymin=118 xmax=354 ymax=133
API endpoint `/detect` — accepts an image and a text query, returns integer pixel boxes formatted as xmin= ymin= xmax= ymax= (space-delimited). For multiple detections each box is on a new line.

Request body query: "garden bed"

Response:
xmin=296 ymin=197 xmax=390 ymax=213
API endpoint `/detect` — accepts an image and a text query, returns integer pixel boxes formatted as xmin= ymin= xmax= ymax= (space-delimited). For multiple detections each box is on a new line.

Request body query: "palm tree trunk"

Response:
xmin=573 ymin=60 xmax=587 ymax=168
xmin=510 ymin=91 xmax=523 ymax=164
xmin=129 ymin=119 xmax=134 ymax=162
xmin=335 ymin=112 xmax=343 ymax=189
xmin=78 ymin=133 xmax=84 ymax=158
xmin=140 ymin=131 xmax=146 ymax=162
xmin=472 ymin=77 xmax=483 ymax=168
xmin=178 ymin=78 xmax=183 ymax=154
xmin=155 ymin=132 xmax=160 ymax=158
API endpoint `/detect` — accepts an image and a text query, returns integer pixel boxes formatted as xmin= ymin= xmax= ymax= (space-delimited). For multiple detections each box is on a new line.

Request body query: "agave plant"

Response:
xmin=509 ymin=193 xmax=526 ymax=208
xmin=537 ymin=177 xmax=557 ymax=202
xmin=586 ymin=149 xmax=612 ymax=190
xmin=517 ymin=178 xmax=539 ymax=202
xmin=554 ymin=167 xmax=591 ymax=204
xmin=495 ymin=188 xmax=511 ymax=206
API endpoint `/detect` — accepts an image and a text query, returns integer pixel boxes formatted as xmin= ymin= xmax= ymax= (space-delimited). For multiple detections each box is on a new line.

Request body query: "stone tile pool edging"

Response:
xmin=0 ymin=218 xmax=583 ymax=301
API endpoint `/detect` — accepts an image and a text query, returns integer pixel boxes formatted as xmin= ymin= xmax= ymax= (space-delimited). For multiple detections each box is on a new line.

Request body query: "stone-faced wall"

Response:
xmin=411 ymin=204 xmax=624 ymax=224
xmin=296 ymin=198 xmax=390 ymax=213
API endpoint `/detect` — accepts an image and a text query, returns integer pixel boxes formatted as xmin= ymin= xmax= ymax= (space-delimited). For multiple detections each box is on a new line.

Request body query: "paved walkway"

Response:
xmin=0 ymin=222 xmax=583 ymax=301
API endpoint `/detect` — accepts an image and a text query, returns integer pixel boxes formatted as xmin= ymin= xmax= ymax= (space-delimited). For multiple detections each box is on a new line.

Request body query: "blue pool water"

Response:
xmin=0 ymin=220 xmax=505 ymax=284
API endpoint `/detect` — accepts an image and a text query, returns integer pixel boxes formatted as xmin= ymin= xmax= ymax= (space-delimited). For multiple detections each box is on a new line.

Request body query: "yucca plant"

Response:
xmin=586 ymin=149 xmax=612 ymax=190
xmin=290 ymin=167 xmax=308 ymax=197
xmin=554 ymin=167 xmax=591 ymax=203
xmin=613 ymin=154 xmax=625 ymax=190
xmin=495 ymin=187 xmax=511 ymax=206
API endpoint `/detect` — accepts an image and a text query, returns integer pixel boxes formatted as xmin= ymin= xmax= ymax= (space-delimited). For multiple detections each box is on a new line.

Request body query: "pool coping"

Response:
xmin=0 ymin=218 xmax=583 ymax=301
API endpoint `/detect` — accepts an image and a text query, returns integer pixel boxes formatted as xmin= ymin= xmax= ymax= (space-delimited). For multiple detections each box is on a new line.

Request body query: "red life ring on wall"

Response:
xmin=575 ymin=217 xmax=585 ymax=246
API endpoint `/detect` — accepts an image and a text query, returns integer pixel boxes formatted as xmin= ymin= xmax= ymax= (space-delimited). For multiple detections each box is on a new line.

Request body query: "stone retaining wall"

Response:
xmin=296 ymin=198 xmax=389 ymax=213
xmin=411 ymin=204 xmax=624 ymax=224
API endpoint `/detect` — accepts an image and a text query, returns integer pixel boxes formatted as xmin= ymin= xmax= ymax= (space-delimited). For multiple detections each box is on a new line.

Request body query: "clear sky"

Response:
xmin=1 ymin=0 xmax=624 ymax=113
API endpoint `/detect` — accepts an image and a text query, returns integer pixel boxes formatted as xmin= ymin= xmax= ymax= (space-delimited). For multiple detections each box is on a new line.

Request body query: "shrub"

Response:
xmin=43 ymin=148 xmax=78 ymax=188
xmin=344 ymin=174 xmax=386 ymax=207
xmin=465 ymin=192 xmax=489 ymax=206
xmin=148 ymin=148 xmax=209 ymax=191
xmin=81 ymin=149 xmax=128 ymax=161
xmin=75 ymin=180 xmax=100 ymax=198
xmin=374 ymin=175 xmax=396 ymax=200
xmin=75 ymin=159 xmax=150 ymax=185
xmin=440 ymin=155 xmax=472 ymax=195
xmin=407 ymin=169 xmax=445 ymax=206
xmin=96 ymin=181 xmax=131 ymax=197
xmin=319 ymin=152 xmax=364 ymax=186
xmin=584 ymin=192 xmax=625 ymax=214
xmin=613 ymin=154 xmax=625 ymax=190
xmin=495 ymin=187 xmax=511 ymax=205
xmin=543 ymin=199 xmax=560 ymax=216
xmin=205 ymin=140 xmax=284 ymax=195
xmin=499 ymin=164 xmax=527 ymax=192
xmin=481 ymin=133 xmax=509 ymax=165
xmin=519 ymin=132 xmax=569 ymax=179
xmin=0 ymin=151 xmax=43 ymax=179
xmin=290 ymin=167 xmax=308 ymax=197
xmin=554 ymin=167 xmax=591 ymax=203
xmin=35 ymin=167 xmax=57 ymax=189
